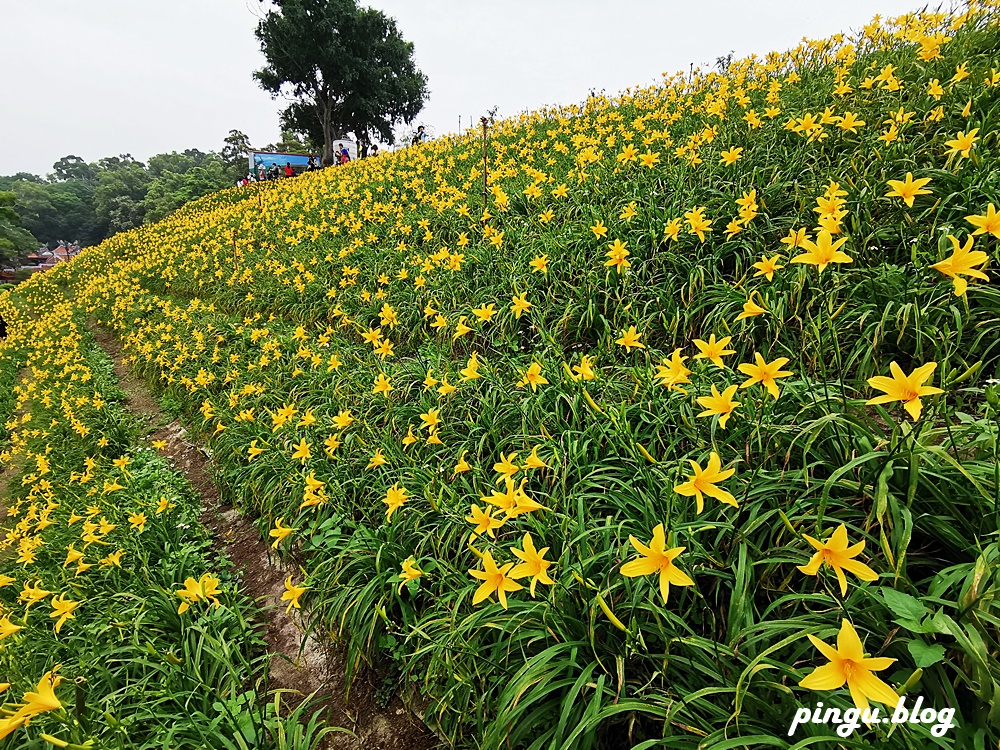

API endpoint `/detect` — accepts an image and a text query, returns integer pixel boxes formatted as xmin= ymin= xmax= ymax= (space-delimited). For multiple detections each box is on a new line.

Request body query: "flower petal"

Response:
xmin=664 ymin=564 xmax=695 ymax=588
xmin=903 ymin=397 xmax=924 ymax=421
xmin=797 ymin=552 xmax=824 ymax=576
xmin=837 ymin=620 xmax=865 ymax=662
xmin=860 ymin=657 xmax=896 ymax=672
xmin=799 ymin=662 xmax=847 ymax=691
xmin=473 ymin=581 xmax=494 ymax=605
xmin=833 ymin=564 xmax=849 ymax=597
xmin=806 ymin=633 xmax=841 ymax=663
xmin=838 ymin=558 xmax=880 ymax=583
xmin=621 ymin=558 xmax=659 ymax=578
xmin=852 ymin=670 xmax=900 ymax=709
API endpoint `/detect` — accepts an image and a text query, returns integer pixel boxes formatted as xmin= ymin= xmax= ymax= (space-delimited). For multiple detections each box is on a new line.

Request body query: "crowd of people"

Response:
xmin=239 ymin=143 xmax=373 ymax=186
xmin=242 ymin=155 xmax=325 ymax=186
xmin=235 ymin=131 xmax=426 ymax=187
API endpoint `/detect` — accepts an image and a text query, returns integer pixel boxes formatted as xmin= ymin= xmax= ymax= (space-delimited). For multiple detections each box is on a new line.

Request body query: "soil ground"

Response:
xmin=89 ymin=325 xmax=438 ymax=750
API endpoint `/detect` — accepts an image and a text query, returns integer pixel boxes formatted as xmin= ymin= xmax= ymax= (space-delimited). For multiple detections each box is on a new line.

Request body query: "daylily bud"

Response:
xmin=900 ymin=668 xmax=923 ymax=694
xmin=986 ymin=384 xmax=1000 ymax=408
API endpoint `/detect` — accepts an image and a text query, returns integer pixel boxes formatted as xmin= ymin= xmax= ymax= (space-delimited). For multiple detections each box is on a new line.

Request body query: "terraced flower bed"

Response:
xmin=4 ymin=5 xmax=1000 ymax=748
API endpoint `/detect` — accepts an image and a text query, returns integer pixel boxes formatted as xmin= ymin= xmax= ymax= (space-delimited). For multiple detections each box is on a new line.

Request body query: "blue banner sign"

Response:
xmin=249 ymin=151 xmax=316 ymax=171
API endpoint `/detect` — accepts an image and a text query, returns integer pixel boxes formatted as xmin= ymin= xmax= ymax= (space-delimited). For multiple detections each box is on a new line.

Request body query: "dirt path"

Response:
xmin=89 ymin=325 xmax=438 ymax=750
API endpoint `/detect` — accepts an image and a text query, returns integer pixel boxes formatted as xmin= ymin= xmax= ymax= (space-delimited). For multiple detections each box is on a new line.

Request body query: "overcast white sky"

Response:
xmin=2 ymin=0 xmax=921 ymax=177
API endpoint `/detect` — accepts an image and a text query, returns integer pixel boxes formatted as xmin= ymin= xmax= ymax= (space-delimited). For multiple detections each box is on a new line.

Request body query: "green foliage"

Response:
xmin=223 ymin=130 xmax=254 ymax=182
xmin=1 ymin=147 xmax=238 ymax=249
xmin=51 ymin=155 xmax=98 ymax=183
xmin=11 ymin=178 xmax=102 ymax=246
xmin=0 ymin=313 xmax=333 ymax=749
xmin=94 ymin=158 xmax=154 ymax=233
xmin=254 ymin=0 xmax=429 ymax=162
xmin=143 ymin=153 xmax=230 ymax=224
xmin=262 ymin=129 xmax=318 ymax=156
xmin=6 ymin=4 xmax=1000 ymax=750
xmin=0 ymin=191 xmax=37 ymax=263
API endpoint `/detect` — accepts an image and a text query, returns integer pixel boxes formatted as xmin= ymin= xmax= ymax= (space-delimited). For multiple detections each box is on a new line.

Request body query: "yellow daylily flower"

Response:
xmin=797 ymin=523 xmax=879 ymax=596
xmin=799 ymin=619 xmax=899 ymax=712
xmin=866 ymin=361 xmax=943 ymax=421
xmin=620 ymin=524 xmax=694 ymax=604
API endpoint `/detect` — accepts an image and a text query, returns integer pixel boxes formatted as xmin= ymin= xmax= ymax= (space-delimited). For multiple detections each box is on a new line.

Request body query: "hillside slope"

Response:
xmin=4 ymin=4 xmax=1000 ymax=748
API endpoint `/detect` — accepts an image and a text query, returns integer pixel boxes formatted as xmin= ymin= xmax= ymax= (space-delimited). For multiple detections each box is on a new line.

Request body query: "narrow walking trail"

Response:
xmin=89 ymin=325 xmax=437 ymax=750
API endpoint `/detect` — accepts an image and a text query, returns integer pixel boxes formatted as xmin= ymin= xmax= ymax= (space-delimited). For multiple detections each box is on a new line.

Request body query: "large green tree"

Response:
xmin=6 ymin=179 xmax=101 ymax=247
xmin=254 ymin=0 xmax=428 ymax=165
xmin=51 ymin=155 xmax=98 ymax=183
xmin=0 ymin=191 xmax=37 ymax=265
xmin=94 ymin=157 xmax=153 ymax=234
xmin=39 ymin=180 xmax=101 ymax=245
xmin=266 ymin=129 xmax=316 ymax=155
xmin=222 ymin=130 xmax=253 ymax=181
xmin=142 ymin=155 xmax=230 ymax=224
xmin=0 ymin=173 xmax=43 ymax=190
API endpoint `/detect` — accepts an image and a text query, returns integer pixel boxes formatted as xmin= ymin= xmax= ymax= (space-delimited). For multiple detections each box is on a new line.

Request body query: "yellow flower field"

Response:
xmin=3 ymin=3 xmax=1000 ymax=747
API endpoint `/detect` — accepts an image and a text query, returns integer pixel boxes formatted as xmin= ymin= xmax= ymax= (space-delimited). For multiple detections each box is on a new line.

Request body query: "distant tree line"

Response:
xmin=3 ymin=0 xmax=431 ymax=264
xmin=0 ymin=129 xmax=315 ymax=263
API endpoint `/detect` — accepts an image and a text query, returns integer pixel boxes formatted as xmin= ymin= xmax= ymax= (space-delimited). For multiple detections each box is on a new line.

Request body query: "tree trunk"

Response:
xmin=317 ymin=95 xmax=336 ymax=167
xmin=321 ymin=121 xmax=335 ymax=167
